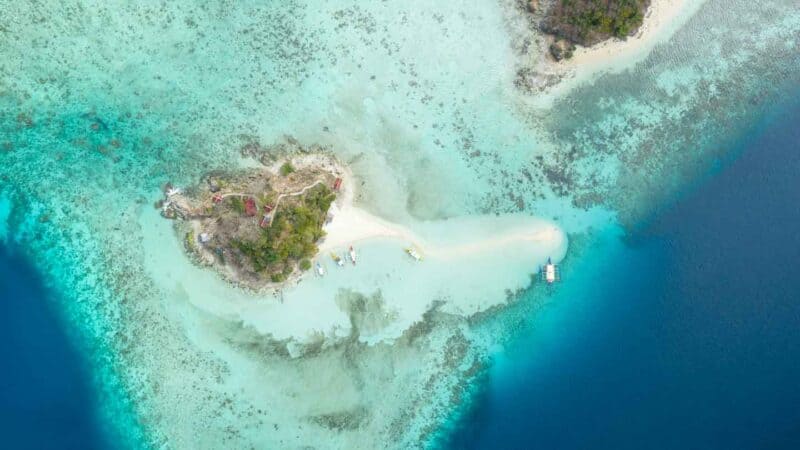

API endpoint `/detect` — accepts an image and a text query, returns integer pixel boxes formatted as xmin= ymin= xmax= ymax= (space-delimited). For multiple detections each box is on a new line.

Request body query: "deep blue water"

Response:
xmin=0 ymin=245 xmax=107 ymax=450
xmin=445 ymin=91 xmax=800 ymax=450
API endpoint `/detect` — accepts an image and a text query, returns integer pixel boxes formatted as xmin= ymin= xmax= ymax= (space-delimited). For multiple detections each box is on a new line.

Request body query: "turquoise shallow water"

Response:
xmin=1 ymin=0 xmax=799 ymax=447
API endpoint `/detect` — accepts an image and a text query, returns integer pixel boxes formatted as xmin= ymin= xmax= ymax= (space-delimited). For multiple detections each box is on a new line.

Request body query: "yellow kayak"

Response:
xmin=405 ymin=247 xmax=423 ymax=261
xmin=331 ymin=252 xmax=344 ymax=267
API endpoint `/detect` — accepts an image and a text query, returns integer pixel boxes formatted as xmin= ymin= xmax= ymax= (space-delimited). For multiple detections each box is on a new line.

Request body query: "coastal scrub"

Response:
xmin=160 ymin=155 xmax=341 ymax=289
xmin=233 ymin=184 xmax=334 ymax=276
xmin=543 ymin=0 xmax=649 ymax=47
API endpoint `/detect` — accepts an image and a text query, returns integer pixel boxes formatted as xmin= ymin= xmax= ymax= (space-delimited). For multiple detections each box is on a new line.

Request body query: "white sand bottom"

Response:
xmin=139 ymin=192 xmax=566 ymax=350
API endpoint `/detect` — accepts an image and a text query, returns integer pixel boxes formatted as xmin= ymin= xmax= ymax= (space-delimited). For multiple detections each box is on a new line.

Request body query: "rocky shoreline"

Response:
xmin=525 ymin=0 xmax=651 ymax=61
xmin=159 ymin=152 xmax=344 ymax=291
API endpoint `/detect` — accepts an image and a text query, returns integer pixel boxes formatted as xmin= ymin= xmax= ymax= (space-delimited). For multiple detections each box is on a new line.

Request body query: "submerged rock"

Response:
xmin=549 ymin=39 xmax=576 ymax=61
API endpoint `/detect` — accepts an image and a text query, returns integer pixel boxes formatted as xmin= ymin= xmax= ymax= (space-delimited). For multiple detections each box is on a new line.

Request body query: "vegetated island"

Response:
xmin=159 ymin=154 xmax=343 ymax=289
xmin=529 ymin=0 xmax=650 ymax=61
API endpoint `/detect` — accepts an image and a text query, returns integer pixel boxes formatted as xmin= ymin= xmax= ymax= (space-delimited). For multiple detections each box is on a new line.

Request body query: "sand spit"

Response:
xmin=322 ymin=166 xmax=562 ymax=259
xmin=141 ymin=156 xmax=567 ymax=351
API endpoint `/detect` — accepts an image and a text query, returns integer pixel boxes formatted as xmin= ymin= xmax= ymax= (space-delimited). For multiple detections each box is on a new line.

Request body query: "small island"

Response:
xmin=160 ymin=154 xmax=344 ymax=289
xmin=531 ymin=0 xmax=650 ymax=61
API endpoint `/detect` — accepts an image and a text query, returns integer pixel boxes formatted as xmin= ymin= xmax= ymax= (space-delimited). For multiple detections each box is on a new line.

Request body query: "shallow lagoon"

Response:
xmin=1 ymin=0 xmax=799 ymax=447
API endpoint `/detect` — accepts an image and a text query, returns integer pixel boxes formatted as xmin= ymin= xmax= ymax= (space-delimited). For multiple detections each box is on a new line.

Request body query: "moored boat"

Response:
xmin=349 ymin=246 xmax=357 ymax=265
xmin=331 ymin=252 xmax=344 ymax=267
xmin=316 ymin=262 xmax=325 ymax=276
xmin=541 ymin=257 xmax=560 ymax=284
xmin=405 ymin=247 xmax=423 ymax=261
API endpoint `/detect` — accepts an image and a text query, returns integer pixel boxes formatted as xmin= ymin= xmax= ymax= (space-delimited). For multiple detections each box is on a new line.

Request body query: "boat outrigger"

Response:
xmin=540 ymin=257 xmax=560 ymax=284
xmin=330 ymin=252 xmax=344 ymax=267
xmin=405 ymin=247 xmax=423 ymax=262
xmin=349 ymin=246 xmax=357 ymax=265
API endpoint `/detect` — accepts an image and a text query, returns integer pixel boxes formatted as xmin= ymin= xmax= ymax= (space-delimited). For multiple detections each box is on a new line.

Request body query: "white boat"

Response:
xmin=405 ymin=247 xmax=423 ymax=262
xmin=316 ymin=262 xmax=326 ymax=276
xmin=541 ymin=257 xmax=560 ymax=284
xmin=349 ymin=246 xmax=357 ymax=265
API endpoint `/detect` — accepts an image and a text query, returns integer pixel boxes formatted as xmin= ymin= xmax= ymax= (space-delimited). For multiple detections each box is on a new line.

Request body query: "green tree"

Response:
xmin=229 ymin=196 xmax=245 ymax=214
xmin=280 ymin=162 xmax=295 ymax=176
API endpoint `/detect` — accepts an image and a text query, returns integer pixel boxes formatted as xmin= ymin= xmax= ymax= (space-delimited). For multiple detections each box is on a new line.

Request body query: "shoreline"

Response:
xmin=529 ymin=0 xmax=704 ymax=107
xmin=167 ymin=152 xmax=566 ymax=296
xmin=144 ymin=154 xmax=568 ymax=347
xmin=318 ymin=168 xmax=422 ymax=253
xmin=320 ymin=165 xmax=564 ymax=262
xmin=166 ymin=152 xmax=345 ymax=292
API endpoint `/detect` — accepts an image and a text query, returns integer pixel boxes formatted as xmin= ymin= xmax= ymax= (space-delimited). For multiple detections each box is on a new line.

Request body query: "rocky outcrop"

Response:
xmin=549 ymin=39 xmax=576 ymax=61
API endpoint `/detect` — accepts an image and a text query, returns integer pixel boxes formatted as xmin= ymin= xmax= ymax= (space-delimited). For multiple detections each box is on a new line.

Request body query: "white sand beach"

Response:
xmin=321 ymin=166 xmax=563 ymax=258
xmin=318 ymin=167 xmax=419 ymax=252
xmin=563 ymin=0 xmax=694 ymax=70
xmin=139 ymin=162 xmax=567 ymax=350
xmin=532 ymin=0 xmax=706 ymax=107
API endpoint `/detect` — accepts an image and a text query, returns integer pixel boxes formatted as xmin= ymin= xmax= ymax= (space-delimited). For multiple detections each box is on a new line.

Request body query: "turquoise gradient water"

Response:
xmin=0 ymin=244 xmax=108 ymax=449
xmin=441 ymin=86 xmax=800 ymax=450
xmin=1 ymin=0 xmax=799 ymax=447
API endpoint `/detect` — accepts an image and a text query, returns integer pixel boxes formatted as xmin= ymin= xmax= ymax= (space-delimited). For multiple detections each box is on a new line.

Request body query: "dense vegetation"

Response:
xmin=233 ymin=184 xmax=335 ymax=282
xmin=544 ymin=0 xmax=648 ymax=46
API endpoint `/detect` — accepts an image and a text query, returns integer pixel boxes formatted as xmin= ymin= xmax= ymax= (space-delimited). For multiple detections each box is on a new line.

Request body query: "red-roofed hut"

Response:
xmin=244 ymin=197 xmax=257 ymax=216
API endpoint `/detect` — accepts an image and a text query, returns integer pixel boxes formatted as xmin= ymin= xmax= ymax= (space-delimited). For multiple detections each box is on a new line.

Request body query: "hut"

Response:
xmin=244 ymin=197 xmax=257 ymax=216
xmin=260 ymin=213 xmax=272 ymax=228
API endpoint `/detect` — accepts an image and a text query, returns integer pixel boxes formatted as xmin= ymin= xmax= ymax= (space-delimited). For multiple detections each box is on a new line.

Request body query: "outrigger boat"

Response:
xmin=349 ymin=246 xmax=357 ymax=265
xmin=330 ymin=252 xmax=344 ymax=267
xmin=405 ymin=247 xmax=423 ymax=262
xmin=540 ymin=257 xmax=560 ymax=284
xmin=316 ymin=262 xmax=326 ymax=276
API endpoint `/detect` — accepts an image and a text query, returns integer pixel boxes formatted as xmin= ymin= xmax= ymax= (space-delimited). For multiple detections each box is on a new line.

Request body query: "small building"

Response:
xmin=199 ymin=232 xmax=211 ymax=244
xmin=260 ymin=213 xmax=272 ymax=228
xmin=244 ymin=197 xmax=257 ymax=216
xmin=333 ymin=177 xmax=343 ymax=191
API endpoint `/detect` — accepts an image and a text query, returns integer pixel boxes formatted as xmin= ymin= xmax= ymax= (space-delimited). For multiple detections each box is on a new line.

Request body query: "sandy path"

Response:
xmin=216 ymin=180 xmax=323 ymax=202
xmin=212 ymin=180 xmax=325 ymax=226
xmin=271 ymin=180 xmax=324 ymax=213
